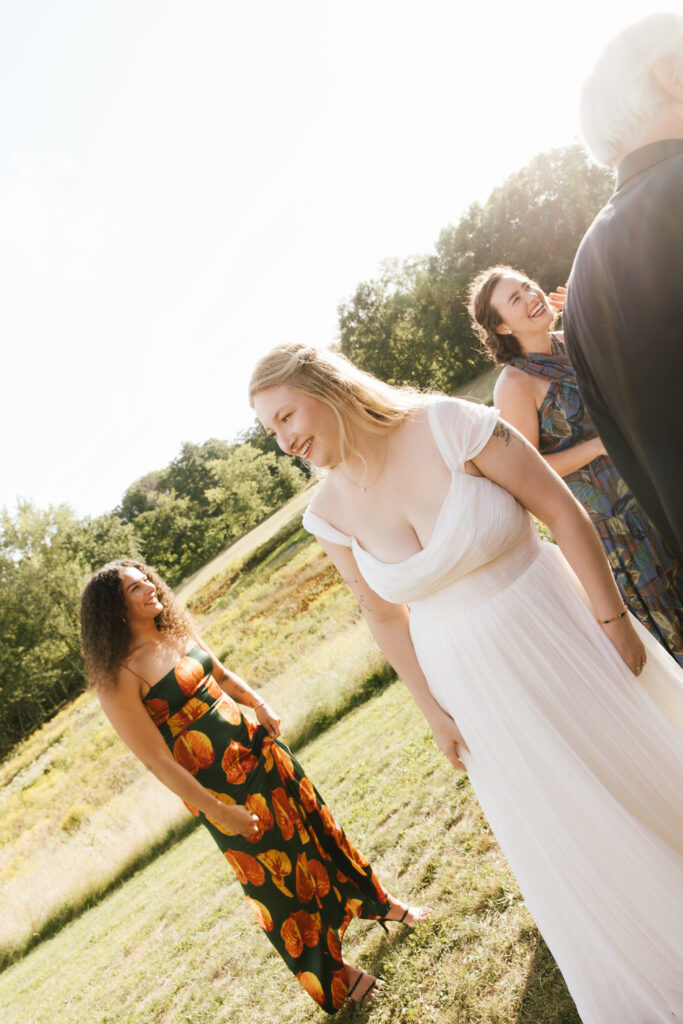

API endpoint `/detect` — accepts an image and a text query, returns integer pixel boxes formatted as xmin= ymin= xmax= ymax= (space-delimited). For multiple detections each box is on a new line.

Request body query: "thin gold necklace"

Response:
xmin=339 ymin=437 xmax=388 ymax=493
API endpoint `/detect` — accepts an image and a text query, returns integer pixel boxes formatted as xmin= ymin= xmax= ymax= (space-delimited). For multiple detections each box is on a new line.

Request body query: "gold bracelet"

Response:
xmin=596 ymin=607 xmax=627 ymax=625
xmin=253 ymin=701 xmax=266 ymax=711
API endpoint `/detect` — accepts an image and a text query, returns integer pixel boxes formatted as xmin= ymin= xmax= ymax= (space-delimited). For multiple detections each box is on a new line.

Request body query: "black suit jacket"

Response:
xmin=564 ymin=139 xmax=683 ymax=561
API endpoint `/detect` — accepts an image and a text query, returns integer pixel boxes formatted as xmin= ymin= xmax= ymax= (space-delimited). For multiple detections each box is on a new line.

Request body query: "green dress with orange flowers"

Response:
xmin=142 ymin=644 xmax=390 ymax=1014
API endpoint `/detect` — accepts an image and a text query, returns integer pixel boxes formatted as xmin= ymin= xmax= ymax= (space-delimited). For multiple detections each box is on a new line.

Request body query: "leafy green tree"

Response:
xmin=236 ymin=420 xmax=281 ymax=456
xmin=431 ymin=145 xmax=614 ymax=294
xmin=118 ymin=440 xmax=233 ymax=527
xmin=338 ymin=255 xmax=490 ymax=393
xmin=0 ymin=502 xmax=139 ymax=756
xmin=132 ymin=492 xmax=212 ymax=587
xmin=117 ymin=471 xmax=163 ymax=523
xmin=237 ymin=420 xmax=313 ymax=480
xmin=163 ymin=439 xmax=233 ymax=509
xmin=206 ymin=443 xmax=306 ymax=539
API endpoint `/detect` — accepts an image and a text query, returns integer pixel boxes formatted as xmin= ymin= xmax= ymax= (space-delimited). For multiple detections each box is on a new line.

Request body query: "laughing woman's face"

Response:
xmin=491 ymin=273 xmax=554 ymax=342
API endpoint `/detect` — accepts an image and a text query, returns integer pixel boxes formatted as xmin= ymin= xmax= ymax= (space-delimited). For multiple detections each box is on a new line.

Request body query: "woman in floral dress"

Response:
xmin=80 ymin=558 xmax=428 ymax=1012
xmin=467 ymin=266 xmax=683 ymax=665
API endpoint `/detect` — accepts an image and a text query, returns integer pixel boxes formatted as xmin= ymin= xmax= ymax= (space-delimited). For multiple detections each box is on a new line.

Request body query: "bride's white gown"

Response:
xmin=303 ymin=398 xmax=683 ymax=1024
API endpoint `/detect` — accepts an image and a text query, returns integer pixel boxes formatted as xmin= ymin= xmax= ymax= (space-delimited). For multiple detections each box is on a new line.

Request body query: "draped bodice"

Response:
xmin=303 ymin=398 xmax=539 ymax=608
xmin=507 ymin=335 xmax=598 ymax=454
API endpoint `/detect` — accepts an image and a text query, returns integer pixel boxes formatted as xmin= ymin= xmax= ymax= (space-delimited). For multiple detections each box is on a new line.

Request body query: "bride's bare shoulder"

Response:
xmin=307 ymin=473 xmax=343 ymax=520
xmin=398 ymin=400 xmax=439 ymax=440
xmin=404 ymin=400 xmax=435 ymax=425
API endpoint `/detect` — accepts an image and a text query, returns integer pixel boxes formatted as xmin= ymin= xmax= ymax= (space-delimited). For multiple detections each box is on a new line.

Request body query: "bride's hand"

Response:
xmin=601 ymin=615 xmax=647 ymax=677
xmin=428 ymin=707 xmax=469 ymax=771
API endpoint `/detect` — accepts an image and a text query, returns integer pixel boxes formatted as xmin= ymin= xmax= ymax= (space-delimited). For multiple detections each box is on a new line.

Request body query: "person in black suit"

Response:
xmin=563 ymin=12 xmax=683 ymax=561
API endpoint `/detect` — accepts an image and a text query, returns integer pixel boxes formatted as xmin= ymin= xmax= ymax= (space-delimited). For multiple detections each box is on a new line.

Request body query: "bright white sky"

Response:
xmin=0 ymin=0 xmax=659 ymax=519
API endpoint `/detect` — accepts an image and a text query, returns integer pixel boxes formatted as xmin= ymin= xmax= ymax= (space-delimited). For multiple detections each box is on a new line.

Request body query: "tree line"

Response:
xmin=0 ymin=144 xmax=613 ymax=758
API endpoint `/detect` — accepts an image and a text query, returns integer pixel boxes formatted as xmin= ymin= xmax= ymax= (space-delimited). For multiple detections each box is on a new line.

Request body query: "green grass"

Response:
xmin=0 ymin=685 xmax=578 ymax=1024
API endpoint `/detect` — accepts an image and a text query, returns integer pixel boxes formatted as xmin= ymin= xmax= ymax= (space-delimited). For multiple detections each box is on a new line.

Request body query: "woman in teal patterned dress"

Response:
xmin=79 ymin=559 xmax=429 ymax=1012
xmin=467 ymin=267 xmax=683 ymax=666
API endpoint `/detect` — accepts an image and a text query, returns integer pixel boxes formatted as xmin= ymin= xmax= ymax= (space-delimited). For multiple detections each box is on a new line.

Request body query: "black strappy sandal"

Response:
xmin=347 ymin=971 xmax=382 ymax=1003
xmin=376 ymin=904 xmax=430 ymax=932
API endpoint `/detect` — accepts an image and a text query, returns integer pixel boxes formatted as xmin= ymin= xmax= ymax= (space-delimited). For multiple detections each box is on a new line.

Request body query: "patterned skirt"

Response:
xmin=565 ymin=455 xmax=683 ymax=666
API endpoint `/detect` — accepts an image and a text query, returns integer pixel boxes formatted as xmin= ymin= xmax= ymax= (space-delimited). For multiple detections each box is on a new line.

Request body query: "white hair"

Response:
xmin=580 ymin=12 xmax=683 ymax=166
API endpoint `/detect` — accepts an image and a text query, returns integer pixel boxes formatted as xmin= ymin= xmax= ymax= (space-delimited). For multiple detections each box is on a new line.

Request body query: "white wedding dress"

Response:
xmin=303 ymin=397 xmax=683 ymax=1024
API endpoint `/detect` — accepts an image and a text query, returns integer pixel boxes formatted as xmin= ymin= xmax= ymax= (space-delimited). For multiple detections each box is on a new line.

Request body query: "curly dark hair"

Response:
xmin=466 ymin=265 xmax=558 ymax=366
xmin=79 ymin=559 xmax=195 ymax=690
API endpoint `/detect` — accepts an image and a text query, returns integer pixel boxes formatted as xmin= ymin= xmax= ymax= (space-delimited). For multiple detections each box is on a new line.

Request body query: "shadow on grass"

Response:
xmin=0 ymin=663 xmax=397 ymax=975
xmin=317 ymin=921 xmax=581 ymax=1024
xmin=514 ymin=930 xmax=580 ymax=1024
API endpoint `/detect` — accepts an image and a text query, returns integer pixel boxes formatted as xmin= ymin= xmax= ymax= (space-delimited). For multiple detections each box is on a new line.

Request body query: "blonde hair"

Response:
xmin=249 ymin=343 xmax=428 ymax=465
xmin=580 ymin=12 xmax=683 ymax=166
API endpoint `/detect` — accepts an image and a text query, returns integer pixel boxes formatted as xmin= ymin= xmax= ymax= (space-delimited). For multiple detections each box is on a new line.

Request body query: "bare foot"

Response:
xmin=382 ymin=895 xmax=432 ymax=926
xmin=344 ymin=962 xmax=384 ymax=1003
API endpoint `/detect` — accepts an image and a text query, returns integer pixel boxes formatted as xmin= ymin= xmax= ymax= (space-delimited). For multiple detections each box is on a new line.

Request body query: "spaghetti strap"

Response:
xmin=120 ymin=660 xmax=153 ymax=692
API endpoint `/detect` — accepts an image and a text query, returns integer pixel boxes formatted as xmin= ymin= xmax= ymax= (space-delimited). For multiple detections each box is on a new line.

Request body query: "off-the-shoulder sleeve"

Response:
xmin=302 ymin=506 xmax=353 ymax=548
xmin=427 ymin=397 xmax=499 ymax=472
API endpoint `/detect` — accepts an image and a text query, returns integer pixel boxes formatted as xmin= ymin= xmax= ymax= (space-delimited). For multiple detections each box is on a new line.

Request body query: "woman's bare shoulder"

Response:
xmin=493 ymin=365 xmax=535 ymax=403
xmin=400 ymin=402 xmax=434 ymax=436
xmin=99 ymin=663 xmax=141 ymax=708
xmin=122 ymin=640 xmax=160 ymax=675
xmin=306 ymin=474 xmax=342 ymax=522
xmin=120 ymin=638 xmax=183 ymax=691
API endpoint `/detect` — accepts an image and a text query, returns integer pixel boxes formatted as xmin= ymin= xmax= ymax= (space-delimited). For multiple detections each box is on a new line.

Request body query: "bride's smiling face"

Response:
xmin=253 ymin=385 xmax=342 ymax=468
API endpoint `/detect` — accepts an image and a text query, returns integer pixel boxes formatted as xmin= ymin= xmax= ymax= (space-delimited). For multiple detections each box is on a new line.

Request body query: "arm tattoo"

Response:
xmin=341 ymin=572 xmax=370 ymax=611
xmin=222 ymin=673 xmax=255 ymax=706
xmin=493 ymin=421 xmax=512 ymax=446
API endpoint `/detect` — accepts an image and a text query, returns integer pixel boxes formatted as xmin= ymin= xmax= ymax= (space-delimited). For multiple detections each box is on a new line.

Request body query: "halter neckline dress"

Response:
xmin=303 ymin=397 xmax=683 ymax=1024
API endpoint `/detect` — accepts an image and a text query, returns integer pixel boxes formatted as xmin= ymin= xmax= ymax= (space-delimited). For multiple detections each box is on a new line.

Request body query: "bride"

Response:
xmin=249 ymin=342 xmax=683 ymax=1024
